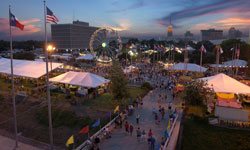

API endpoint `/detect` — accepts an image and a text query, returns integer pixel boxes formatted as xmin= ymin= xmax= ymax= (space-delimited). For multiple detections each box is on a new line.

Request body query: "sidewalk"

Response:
xmin=0 ymin=135 xmax=42 ymax=150
xmin=100 ymin=88 xmax=173 ymax=150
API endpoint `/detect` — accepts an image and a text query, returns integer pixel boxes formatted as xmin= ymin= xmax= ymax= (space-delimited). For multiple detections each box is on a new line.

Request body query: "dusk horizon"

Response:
xmin=1 ymin=0 xmax=250 ymax=40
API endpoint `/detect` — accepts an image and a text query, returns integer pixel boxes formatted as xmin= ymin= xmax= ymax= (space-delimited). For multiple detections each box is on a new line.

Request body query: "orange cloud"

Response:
xmin=0 ymin=18 xmax=41 ymax=36
xmin=216 ymin=17 xmax=250 ymax=26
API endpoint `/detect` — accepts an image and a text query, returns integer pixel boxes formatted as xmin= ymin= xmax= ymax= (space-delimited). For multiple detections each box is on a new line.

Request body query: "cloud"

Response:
xmin=102 ymin=19 xmax=132 ymax=31
xmin=157 ymin=0 xmax=250 ymax=26
xmin=107 ymin=0 xmax=146 ymax=13
xmin=0 ymin=18 xmax=41 ymax=37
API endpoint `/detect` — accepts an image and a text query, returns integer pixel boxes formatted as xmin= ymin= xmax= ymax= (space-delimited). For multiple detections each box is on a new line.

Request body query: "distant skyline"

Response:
xmin=1 ymin=0 xmax=250 ymax=40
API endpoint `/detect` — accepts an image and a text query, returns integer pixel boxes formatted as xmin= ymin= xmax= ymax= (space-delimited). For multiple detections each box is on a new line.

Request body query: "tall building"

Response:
xmin=228 ymin=27 xmax=242 ymax=39
xmin=167 ymin=17 xmax=173 ymax=38
xmin=184 ymin=31 xmax=193 ymax=40
xmin=51 ymin=20 xmax=98 ymax=50
xmin=201 ymin=29 xmax=223 ymax=41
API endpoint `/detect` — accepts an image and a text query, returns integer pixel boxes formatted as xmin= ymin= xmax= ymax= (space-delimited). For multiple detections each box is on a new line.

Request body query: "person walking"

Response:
xmin=136 ymin=127 xmax=142 ymax=142
xmin=125 ymin=121 xmax=129 ymax=134
xmin=141 ymin=129 xmax=146 ymax=141
xmin=129 ymin=124 xmax=134 ymax=136
xmin=150 ymin=136 xmax=156 ymax=150
xmin=136 ymin=114 xmax=140 ymax=124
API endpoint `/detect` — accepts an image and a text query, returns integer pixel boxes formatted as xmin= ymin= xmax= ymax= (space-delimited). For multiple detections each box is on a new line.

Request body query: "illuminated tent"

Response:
xmin=199 ymin=73 xmax=250 ymax=94
xmin=49 ymin=71 xmax=110 ymax=88
xmin=0 ymin=58 xmax=62 ymax=79
xmin=223 ymin=59 xmax=247 ymax=67
xmin=170 ymin=63 xmax=207 ymax=72
xmin=76 ymin=54 xmax=95 ymax=60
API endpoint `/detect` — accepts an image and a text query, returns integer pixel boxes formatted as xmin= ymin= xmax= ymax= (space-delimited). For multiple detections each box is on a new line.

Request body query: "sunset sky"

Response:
xmin=1 ymin=0 xmax=250 ymax=40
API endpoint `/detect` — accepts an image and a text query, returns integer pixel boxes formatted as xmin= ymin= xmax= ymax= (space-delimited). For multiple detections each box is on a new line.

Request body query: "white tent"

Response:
xmin=0 ymin=58 xmax=62 ymax=79
xmin=123 ymin=65 xmax=139 ymax=73
xmin=186 ymin=45 xmax=195 ymax=51
xmin=223 ymin=59 xmax=247 ymax=67
xmin=170 ymin=63 xmax=207 ymax=72
xmin=49 ymin=71 xmax=110 ymax=88
xmin=198 ymin=73 xmax=250 ymax=94
xmin=76 ymin=54 xmax=95 ymax=60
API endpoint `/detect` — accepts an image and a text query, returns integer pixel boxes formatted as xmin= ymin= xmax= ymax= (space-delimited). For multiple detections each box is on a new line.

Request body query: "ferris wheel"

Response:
xmin=89 ymin=27 xmax=122 ymax=62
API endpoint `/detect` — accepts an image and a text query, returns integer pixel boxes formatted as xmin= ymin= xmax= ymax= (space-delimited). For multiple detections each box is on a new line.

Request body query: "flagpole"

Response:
xmin=200 ymin=50 xmax=203 ymax=72
xmin=216 ymin=46 xmax=220 ymax=74
xmin=9 ymin=5 xmax=19 ymax=149
xmin=44 ymin=0 xmax=54 ymax=149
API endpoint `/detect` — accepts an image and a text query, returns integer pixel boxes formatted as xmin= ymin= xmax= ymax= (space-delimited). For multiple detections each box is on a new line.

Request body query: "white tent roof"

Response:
xmin=49 ymin=71 xmax=110 ymax=88
xmin=223 ymin=59 xmax=247 ymax=67
xmin=186 ymin=45 xmax=195 ymax=51
xmin=170 ymin=63 xmax=207 ymax=72
xmin=76 ymin=54 xmax=94 ymax=60
xmin=198 ymin=73 xmax=250 ymax=94
xmin=0 ymin=58 xmax=62 ymax=79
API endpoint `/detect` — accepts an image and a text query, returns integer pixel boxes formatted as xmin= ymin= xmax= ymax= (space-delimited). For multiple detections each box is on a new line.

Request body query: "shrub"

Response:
xmin=141 ymin=82 xmax=153 ymax=91
xmin=0 ymin=94 xmax=4 ymax=104
xmin=36 ymin=107 xmax=79 ymax=128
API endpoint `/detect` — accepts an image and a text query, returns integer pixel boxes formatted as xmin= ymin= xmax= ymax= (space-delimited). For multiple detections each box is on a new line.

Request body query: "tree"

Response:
xmin=13 ymin=51 xmax=36 ymax=60
xmin=109 ymin=60 xmax=128 ymax=100
xmin=184 ymin=80 xmax=213 ymax=106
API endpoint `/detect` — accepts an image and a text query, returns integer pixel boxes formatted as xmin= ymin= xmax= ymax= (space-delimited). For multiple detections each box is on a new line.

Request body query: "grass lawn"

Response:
xmin=182 ymin=117 xmax=250 ymax=150
xmin=82 ymin=86 xmax=148 ymax=111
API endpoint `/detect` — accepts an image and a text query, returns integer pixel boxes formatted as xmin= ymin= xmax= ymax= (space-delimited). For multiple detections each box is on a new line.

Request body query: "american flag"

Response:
xmin=46 ymin=7 xmax=59 ymax=24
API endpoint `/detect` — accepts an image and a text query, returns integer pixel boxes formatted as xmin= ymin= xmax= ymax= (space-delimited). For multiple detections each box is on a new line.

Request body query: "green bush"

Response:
xmin=36 ymin=108 xmax=79 ymax=128
xmin=0 ymin=94 xmax=4 ymax=104
xmin=141 ymin=82 xmax=153 ymax=91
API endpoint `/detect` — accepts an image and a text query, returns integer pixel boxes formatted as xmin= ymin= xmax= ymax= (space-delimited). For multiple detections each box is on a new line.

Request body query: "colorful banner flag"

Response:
xmin=9 ymin=10 xmax=24 ymax=30
xmin=114 ymin=105 xmax=119 ymax=113
xmin=79 ymin=125 xmax=89 ymax=134
xmin=66 ymin=135 xmax=74 ymax=147
xmin=92 ymin=119 xmax=100 ymax=128
xmin=167 ymin=119 xmax=171 ymax=130
xmin=219 ymin=47 xmax=223 ymax=54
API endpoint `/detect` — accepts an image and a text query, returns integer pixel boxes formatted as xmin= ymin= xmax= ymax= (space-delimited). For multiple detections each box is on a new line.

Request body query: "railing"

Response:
xmin=75 ymin=114 xmax=120 ymax=150
xmin=163 ymin=114 xmax=179 ymax=150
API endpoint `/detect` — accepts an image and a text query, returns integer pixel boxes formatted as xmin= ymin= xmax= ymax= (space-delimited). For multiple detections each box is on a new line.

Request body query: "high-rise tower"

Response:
xmin=167 ymin=16 xmax=173 ymax=38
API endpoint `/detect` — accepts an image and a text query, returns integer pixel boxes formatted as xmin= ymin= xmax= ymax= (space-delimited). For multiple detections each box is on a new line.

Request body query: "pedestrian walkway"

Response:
xmin=0 ymin=135 xmax=42 ymax=150
xmin=100 ymin=88 xmax=173 ymax=150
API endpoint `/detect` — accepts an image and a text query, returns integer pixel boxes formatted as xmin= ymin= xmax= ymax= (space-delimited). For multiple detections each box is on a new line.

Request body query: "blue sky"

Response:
xmin=1 ymin=0 xmax=250 ymax=40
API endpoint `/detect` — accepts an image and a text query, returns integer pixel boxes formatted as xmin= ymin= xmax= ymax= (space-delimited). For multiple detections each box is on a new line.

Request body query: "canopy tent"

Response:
xmin=49 ymin=71 xmax=110 ymax=88
xmin=0 ymin=58 xmax=62 ymax=79
xmin=76 ymin=54 xmax=95 ymax=61
xmin=186 ymin=45 xmax=195 ymax=51
xmin=209 ymin=59 xmax=248 ymax=68
xmin=169 ymin=63 xmax=208 ymax=72
xmin=217 ymin=100 xmax=242 ymax=109
xmin=223 ymin=59 xmax=247 ymax=67
xmin=123 ymin=65 xmax=139 ymax=73
xmin=198 ymin=73 xmax=250 ymax=94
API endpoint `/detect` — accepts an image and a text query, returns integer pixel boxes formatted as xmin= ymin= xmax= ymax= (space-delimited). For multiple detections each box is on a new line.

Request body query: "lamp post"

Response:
xmin=47 ymin=45 xmax=56 ymax=72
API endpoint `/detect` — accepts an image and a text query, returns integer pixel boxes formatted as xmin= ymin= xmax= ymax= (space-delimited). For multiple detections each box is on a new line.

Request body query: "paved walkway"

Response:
xmin=0 ymin=135 xmax=42 ymax=150
xmin=100 ymin=88 xmax=173 ymax=150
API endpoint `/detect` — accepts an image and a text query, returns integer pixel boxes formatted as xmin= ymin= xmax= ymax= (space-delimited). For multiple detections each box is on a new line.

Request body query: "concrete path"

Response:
xmin=100 ymin=88 xmax=173 ymax=150
xmin=0 ymin=135 xmax=42 ymax=150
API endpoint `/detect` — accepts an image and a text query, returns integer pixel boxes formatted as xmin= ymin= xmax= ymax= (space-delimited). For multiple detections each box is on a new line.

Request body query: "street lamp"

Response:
xmin=47 ymin=44 xmax=56 ymax=71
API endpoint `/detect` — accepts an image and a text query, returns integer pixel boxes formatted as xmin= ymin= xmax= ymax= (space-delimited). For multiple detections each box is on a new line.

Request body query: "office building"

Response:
xmin=167 ymin=16 xmax=173 ymax=38
xmin=51 ymin=20 xmax=98 ymax=50
xmin=201 ymin=29 xmax=223 ymax=41
xmin=228 ymin=27 xmax=242 ymax=39
xmin=184 ymin=31 xmax=194 ymax=40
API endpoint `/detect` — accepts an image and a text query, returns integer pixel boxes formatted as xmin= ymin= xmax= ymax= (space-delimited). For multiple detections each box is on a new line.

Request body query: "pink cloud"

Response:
xmin=0 ymin=18 xmax=41 ymax=36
